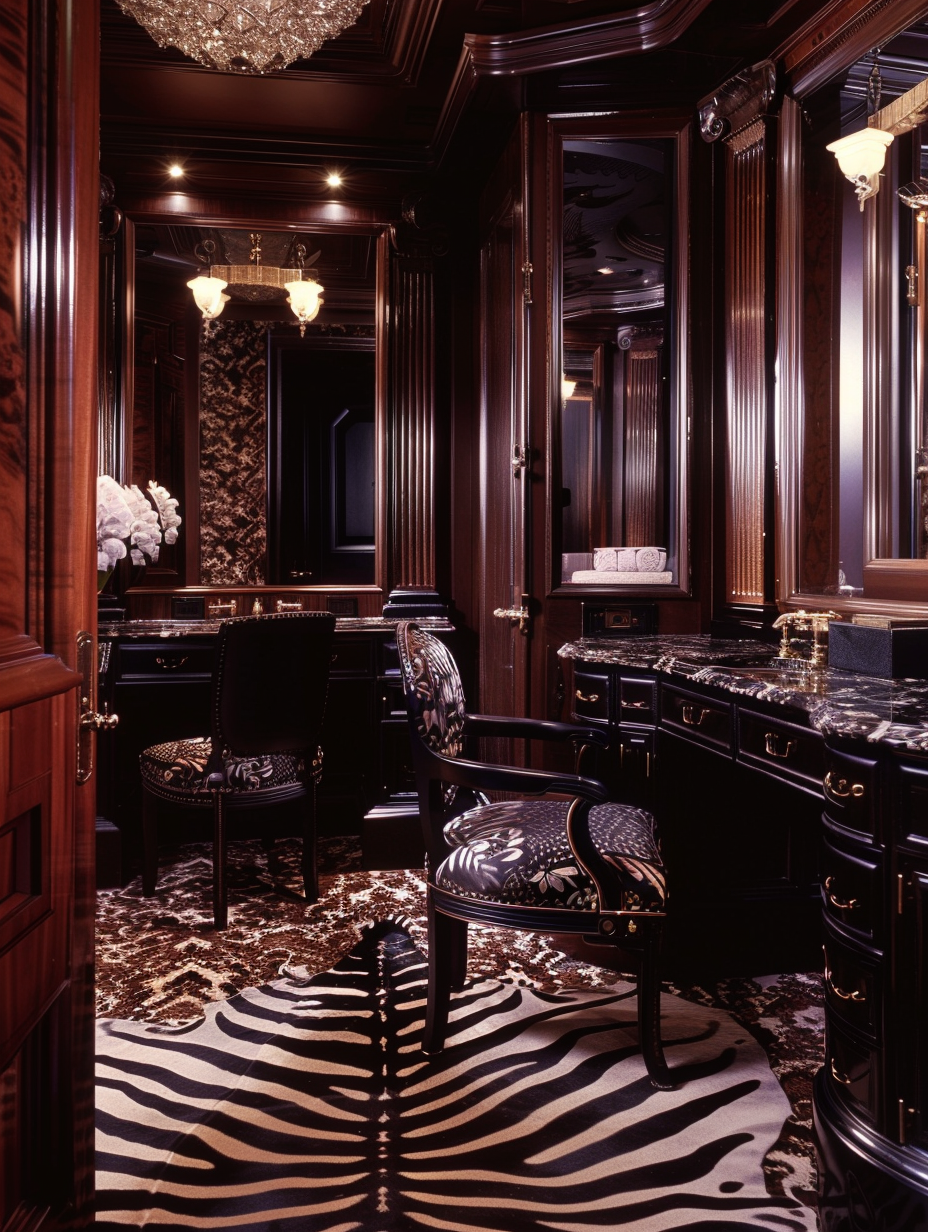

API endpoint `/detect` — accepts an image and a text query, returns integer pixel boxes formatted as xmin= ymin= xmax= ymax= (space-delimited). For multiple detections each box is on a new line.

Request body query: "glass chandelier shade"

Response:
xmin=826 ymin=127 xmax=894 ymax=210
xmin=285 ymin=278 xmax=324 ymax=335
xmin=186 ymin=274 xmax=230 ymax=321
xmin=115 ymin=0 xmax=370 ymax=75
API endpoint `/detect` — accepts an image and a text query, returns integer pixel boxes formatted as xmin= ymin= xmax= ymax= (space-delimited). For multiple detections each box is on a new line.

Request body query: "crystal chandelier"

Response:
xmin=115 ymin=0 xmax=370 ymax=74
xmin=187 ymin=233 xmax=324 ymax=335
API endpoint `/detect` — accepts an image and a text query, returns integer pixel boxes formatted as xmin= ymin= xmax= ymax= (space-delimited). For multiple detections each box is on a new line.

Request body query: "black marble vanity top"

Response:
xmin=558 ymin=634 xmax=928 ymax=751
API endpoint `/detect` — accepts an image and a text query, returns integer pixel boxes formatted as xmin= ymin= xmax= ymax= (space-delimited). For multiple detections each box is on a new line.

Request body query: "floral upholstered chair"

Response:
xmin=139 ymin=611 xmax=335 ymax=929
xmin=396 ymin=620 xmax=673 ymax=1089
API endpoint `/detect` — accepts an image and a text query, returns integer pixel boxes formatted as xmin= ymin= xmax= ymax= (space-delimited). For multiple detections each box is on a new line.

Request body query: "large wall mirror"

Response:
xmin=114 ymin=218 xmax=381 ymax=591
xmin=791 ymin=19 xmax=928 ymax=605
xmin=550 ymin=119 xmax=690 ymax=595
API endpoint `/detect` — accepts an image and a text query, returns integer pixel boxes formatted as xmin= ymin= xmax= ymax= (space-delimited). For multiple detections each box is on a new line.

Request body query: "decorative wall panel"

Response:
xmin=725 ymin=119 xmax=770 ymax=604
xmin=199 ymin=321 xmax=269 ymax=586
xmin=624 ymin=349 xmax=662 ymax=545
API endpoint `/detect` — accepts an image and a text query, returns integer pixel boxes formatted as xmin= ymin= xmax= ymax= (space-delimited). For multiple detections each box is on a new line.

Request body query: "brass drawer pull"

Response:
xmin=824 ymin=875 xmax=859 ymax=911
xmin=830 ymin=1059 xmax=852 ymax=1086
xmin=764 ymin=731 xmax=795 ymax=759
xmin=824 ymin=771 xmax=865 ymax=802
xmin=155 ymin=655 xmax=189 ymax=671
xmin=208 ymin=599 xmax=237 ymax=617
xmin=276 ymin=599 xmax=304 ymax=612
xmin=575 ymin=689 xmax=600 ymax=704
xmin=622 ymin=699 xmax=649 ymax=709
xmin=681 ymin=704 xmax=709 ymax=726
xmin=825 ymin=968 xmax=866 ymax=1002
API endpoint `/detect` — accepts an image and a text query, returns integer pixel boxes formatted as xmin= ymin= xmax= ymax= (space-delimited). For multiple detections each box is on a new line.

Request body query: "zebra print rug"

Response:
xmin=96 ymin=921 xmax=818 ymax=1230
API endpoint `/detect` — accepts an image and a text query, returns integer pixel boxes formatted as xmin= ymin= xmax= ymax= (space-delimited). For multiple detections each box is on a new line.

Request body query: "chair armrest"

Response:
xmin=566 ymin=798 xmax=666 ymax=914
xmin=463 ymin=714 xmax=610 ymax=747
xmin=420 ymin=744 xmax=610 ymax=801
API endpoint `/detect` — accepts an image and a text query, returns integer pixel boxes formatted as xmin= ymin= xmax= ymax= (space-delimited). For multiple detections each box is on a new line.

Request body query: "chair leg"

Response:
xmin=422 ymin=897 xmax=468 ymax=1056
xmin=212 ymin=792 xmax=228 ymax=930
xmin=300 ymin=782 xmax=319 ymax=903
xmin=141 ymin=788 xmax=159 ymax=896
xmin=636 ymin=920 xmax=675 ymax=1090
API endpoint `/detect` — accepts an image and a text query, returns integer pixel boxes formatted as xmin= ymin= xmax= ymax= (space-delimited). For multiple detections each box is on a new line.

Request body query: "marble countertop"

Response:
xmin=558 ymin=634 xmax=928 ymax=751
xmin=99 ymin=615 xmax=452 ymax=638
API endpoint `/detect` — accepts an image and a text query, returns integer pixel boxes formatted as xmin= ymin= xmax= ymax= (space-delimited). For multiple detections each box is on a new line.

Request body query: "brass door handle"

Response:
xmin=825 ymin=968 xmax=866 ymax=1002
xmin=681 ymin=704 xmax=708 ymax=726
xmin=80 ymin=702 xmax=119 ymax=731
xmin=764 ymin=731 xmax=795 ymax=759
xmin=575 ymin=689 xmax=600 ymax=704
xmin=824 ymin=771 xmax=865 ymax=802
xmin=493 ymin=596 xmax=530 ymax=634
xmin=155 ymin=655 xmax=188 ymax=671
xmin=824 ymin=875 xmax=859 ymax=911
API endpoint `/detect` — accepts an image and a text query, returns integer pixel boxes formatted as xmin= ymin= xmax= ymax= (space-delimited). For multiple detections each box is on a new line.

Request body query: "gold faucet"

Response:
xmin=773 ymin=610 xmax=840 ymax=666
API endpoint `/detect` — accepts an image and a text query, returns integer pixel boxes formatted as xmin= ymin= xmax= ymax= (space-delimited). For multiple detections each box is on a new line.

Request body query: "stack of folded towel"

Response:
xmin=570 ymin=546 xmax=672 ymax=584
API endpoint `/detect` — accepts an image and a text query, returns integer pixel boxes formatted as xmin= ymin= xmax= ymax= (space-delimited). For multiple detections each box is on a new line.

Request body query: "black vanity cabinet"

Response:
xmin=815 ymin=736 xmax=928 ymax=1230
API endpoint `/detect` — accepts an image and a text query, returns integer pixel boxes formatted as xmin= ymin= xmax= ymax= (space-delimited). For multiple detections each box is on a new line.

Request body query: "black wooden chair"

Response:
xmin=139 ymin=611 xmax=336 ymax=929
xmin=396 ymin=620 xmax=674 ymax=1089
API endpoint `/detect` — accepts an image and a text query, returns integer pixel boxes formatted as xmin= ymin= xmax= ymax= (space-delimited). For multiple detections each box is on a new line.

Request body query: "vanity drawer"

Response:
xmin=823 ymin=920 xmax=881 ymax=1041
xmin=821 ymin=829 xmax=883 ymax=944
xmin=826 ymin=1018 xmax=879 ymax=1125
xmin=822 ymin=746 xmax=879 ymax=836
xmin=117 ymin=641 xmax=215 ymax=679
xmin=737 ymin=710 xmax=824 ymax=788
xmin=660 ymin=685 xmax=732 ymax=751
xmin=618 ymin=675 xmax=657 ymax=725
xmin=573 ymin=670 xmax=611 ymax=724
xmin=330 ymin=635 xmax=375 ymax=677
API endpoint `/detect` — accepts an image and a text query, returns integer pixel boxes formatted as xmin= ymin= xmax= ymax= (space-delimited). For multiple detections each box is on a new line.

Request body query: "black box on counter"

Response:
xmin=828 ymin=619 xmax=928 ymax=679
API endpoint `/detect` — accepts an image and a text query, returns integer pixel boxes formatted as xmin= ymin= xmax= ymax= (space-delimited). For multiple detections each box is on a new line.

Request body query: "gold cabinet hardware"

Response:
xmin=681 ymin=703 xmax=708 ymax=726
xmin=830 ymin=1059 xmax=852 ymax=1086
xmin=511 ymin=444 xmax=529 ymax=476
xmin=575 ymin=689 xmax=600 ymax=704
xmin=907 ymin=263 xmax=919 ymax=307
xmin=900 ymin=1099 xmax=916 ymax=1145
xmin=621 ymin=699 xmax=648 ymax=709
xmin=824 ymin=875 xmax=859 ymax=911
xmin=208 ymin=599 xmax=237 ymax=617
xmin=252 ymin=596 xmax=264 ymax=615
xmin=823 ymin=771 xmax=865 ymax=802
xmin=76 ymin=631 xmax=119 ymax=784
xmin=493 ymin=595 xmax=530 ymax=634
xmin=764 ymin=731 xmax=795 ymax=759
xmin=276 ymin=599 xmax=304 ymax=612
xmin=898 ymin=872 xmax=906 ymax=915
xmin=522 ymin=260 xmax=533 ymax=304
xmin=155 ymin=655 xmax=188 ymax=671
xmin=825 ymin=968 xmax=865 ymax=1002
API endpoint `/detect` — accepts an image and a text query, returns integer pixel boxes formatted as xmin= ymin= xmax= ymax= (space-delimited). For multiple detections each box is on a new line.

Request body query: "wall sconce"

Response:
xmin=826 ymin=127 xmax=894 ymax=211
xmin=561 ymin=377 xmax=577 ymax=400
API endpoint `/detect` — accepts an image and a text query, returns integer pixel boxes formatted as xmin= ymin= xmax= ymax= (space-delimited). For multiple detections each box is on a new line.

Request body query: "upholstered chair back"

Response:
xmin=213 ymin=611 xmax=336 ymax=756
xmin=397 ymin=622 xmax=467 ymax=760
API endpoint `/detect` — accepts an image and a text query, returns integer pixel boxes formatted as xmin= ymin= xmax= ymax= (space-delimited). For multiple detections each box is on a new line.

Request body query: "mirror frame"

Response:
xmin=545 ymin=112 xmax=692 ymax=599
xmin=99 ymin=203 xmax=390 ymax=598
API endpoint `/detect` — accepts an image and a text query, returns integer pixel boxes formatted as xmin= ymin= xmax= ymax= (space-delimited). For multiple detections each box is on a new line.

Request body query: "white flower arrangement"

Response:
xmin=97 ymin=475 xmax=182 ymax=573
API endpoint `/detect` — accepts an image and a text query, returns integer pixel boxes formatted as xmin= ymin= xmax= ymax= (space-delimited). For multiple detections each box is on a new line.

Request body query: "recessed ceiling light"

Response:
xmin=597 ymin=266 xmax=613 ymax=275
xmin=168 ymin=163 xmax=184 ymax=179
xmin=326 ymin=172 xmax=343 ymax=188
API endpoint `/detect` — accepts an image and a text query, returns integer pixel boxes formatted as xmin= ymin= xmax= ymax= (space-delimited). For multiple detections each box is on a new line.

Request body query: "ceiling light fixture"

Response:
xmin=115 ymin=0 xmax=370 ymax=75
xmin=168 ymin=163 xmax=184 ymax=178
xmin=326 ymin=172 xmax=343 ymax=187
xmin=187 ymin=232 xmax=324 ymax=335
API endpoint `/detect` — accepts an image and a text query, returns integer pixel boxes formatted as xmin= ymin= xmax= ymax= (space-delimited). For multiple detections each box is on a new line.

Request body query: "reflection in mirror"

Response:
xmin=129 ymin=223 xmax=376 ymax=588
xmin=557 ymin=138 xmax=674 ymax=587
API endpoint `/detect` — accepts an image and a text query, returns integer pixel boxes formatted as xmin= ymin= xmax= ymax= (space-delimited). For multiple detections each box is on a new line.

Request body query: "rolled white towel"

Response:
xmin=615 ymin=548 xmax=637 ymax=571
xmin=635 ymin=547 xmax=667 ymax=572
xmin=593 ymin=548 xmax=617 ymax=571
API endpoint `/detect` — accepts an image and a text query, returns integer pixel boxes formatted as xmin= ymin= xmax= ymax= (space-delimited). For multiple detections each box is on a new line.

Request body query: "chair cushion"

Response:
xmin=436 ymin=799 xmax=665 ymax=912
xmin=140 ymin=736 xmax=304 ymax=798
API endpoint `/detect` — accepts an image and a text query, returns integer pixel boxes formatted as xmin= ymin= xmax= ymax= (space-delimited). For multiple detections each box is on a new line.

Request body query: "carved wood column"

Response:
xmin=700 ymin=62 xmax=777 ymax=612
xmin=384 ymin=205 xmax=447 ymax=603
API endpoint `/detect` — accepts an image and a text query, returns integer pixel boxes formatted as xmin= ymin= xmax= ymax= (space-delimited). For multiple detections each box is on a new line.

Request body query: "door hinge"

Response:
xmin=522 ymin=261 xmax=533 ymax=305
xmin=512 ymin=443 xmax=529 ymax=476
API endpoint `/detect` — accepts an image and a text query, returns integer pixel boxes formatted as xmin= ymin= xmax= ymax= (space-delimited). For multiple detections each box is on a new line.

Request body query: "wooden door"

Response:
xmin=476 ymin=119 xmax=532 ymax=748
xmin=0 ymin=2 xmax=99 ymax=1229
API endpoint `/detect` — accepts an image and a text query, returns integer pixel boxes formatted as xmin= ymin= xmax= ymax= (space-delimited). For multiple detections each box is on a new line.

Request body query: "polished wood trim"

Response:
xmin=864 ymin=152 xmax=897 ymax=563
xmin=775 ymin=97 xmax=805 ymax=603
xmin=862 ymin=557 xmax=928 ymax=601
xmin=109 ymin=192 xmax=396 ymax=232
xmin=463 ymin=0 xmax=714 ymax=77
xmin=0 ymin=655 xmax=79 ymax=712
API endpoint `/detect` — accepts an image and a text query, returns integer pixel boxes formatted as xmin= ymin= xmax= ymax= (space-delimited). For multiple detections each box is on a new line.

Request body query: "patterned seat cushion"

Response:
xmin=140 ymin=736 xmax=304 ymax=798
xmin=436 ymin=798 xmax=665 ymax=912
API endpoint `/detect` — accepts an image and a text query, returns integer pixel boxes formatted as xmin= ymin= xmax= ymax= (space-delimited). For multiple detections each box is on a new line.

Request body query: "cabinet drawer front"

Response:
xmin=823 ymin=924 xmax=880 ymax=1040
xmin=660 ymin=685 xmax=732 ymax=750
xmin=573 ymin=670 xmax=611 ymax=723
xmin=822 ymin=747 xmax=878 ymax=836
xmin=330 ymin=636 xmax=375 ymax=677
xmin=118 ymin=643 xmax=215 ymax=678
xmin=737 ymin=711 xmax=823 ymax=786
xmin=826 ymin=1019 xmax=879 ymax=1124
xmin=619 ymin=676 xmax=657 ymax=725
xmin=821 ymin=832 xmax=882 ymax=943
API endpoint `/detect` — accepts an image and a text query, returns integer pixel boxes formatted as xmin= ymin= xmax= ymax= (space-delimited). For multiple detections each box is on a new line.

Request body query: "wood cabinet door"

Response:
xmin=475 ymin=119 xmax=532 ymax=754
xmin=0 ymin=2 xmax=99 ymax=1228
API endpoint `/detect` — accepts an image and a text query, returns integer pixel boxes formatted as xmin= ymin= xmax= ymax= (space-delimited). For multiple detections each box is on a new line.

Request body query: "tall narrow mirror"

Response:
xmin=553 ymin=125 xmax=689 ymax=594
